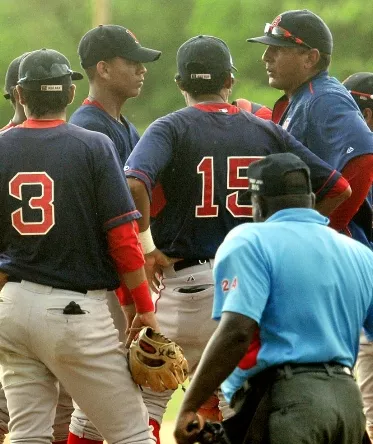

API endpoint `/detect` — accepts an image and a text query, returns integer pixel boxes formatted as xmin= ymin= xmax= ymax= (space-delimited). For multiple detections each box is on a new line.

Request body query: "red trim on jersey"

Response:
xmin=104 ymin=209 xmax=140 ymax=228
xmin=314 ymin=170 xmax=338 ymax=196
xmin=272 ymin=95 xmax=289 ymax=124
xmin=20 ymin=119 xmax=66 ymax=128
xmin=309 ymin=82 xmax=314 ymax=94
xmin=126 ymin=169 xmax=152 ymax=185
xmin=193 ymin=103 xmax=240 ymax=114
xmin=0 ymin=120 xmax=17 ymax=131
xmin=82 ymin=98 xmax=106 ymax=111
xmin=107 ymin=221 xmax=145 ymax=273
xmin=130 ymin=280 xmax=154 ymax=313
xmin=329 ymin=154 xmax=373 ymax=232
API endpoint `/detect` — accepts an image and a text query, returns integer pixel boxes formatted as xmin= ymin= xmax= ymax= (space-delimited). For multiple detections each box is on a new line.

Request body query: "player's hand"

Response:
xmin=0 ymin=272 xmax=8 ymax=291
xmin=174 ymin=411 xmax=204 ymax=444
xmin=145 ymin=248 xmax=181 ymax=293
xmin=125 ymin=311 xmax=160 ymax=348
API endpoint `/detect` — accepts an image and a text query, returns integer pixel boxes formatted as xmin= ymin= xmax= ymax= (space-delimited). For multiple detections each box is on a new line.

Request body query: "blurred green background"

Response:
xmin=0 ymin=0 xmax=372 ymax=133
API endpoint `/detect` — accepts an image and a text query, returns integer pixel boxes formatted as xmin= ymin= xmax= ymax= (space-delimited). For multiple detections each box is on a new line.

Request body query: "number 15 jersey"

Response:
xmin=125 ymin=103 xmax=341 ymax=259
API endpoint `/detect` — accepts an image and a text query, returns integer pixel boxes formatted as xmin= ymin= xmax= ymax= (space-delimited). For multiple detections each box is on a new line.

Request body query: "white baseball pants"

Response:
xmin=0 ymin=281 xmax=154 ymax=444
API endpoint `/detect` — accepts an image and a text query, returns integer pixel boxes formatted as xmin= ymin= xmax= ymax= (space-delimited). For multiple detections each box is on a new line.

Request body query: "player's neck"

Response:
xmin=88 ymin=88 xmax=125 ymax=121
xmin=188 ymin=93 xmax=227 ymax=106
xmin=26 ymin=111 xmax=67 ymax=121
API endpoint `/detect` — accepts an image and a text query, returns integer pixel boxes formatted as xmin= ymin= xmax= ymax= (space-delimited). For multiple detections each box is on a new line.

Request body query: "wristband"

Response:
xmin=139 ymin=227 xmax=156 ymax=254
xmin=130 ymin=280 xmax=154 ymax=313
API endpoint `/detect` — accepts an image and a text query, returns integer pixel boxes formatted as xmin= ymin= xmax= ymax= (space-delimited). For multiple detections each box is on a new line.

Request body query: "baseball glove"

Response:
xmin=128 ymin=326 xmax=189 ymax=392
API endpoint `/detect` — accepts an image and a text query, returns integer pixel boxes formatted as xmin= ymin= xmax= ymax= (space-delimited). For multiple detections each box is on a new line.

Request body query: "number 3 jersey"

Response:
xmin=0 ymin=120 xmax=140 ymax=290
xmin=125 ymin=103 xmax=342 ymax=259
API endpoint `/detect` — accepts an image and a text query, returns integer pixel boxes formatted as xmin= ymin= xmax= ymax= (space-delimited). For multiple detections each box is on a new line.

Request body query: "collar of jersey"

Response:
xmin=193 ymin=103 xmax=240 ymax=114
xmin=20 ymin=119 xmax=66 ymax=128
xmin=266 ymin=208 xmax=329 ymax=225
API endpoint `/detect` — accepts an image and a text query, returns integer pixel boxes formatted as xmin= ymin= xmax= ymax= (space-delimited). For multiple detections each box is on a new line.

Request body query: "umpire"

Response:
xmin=174 ymin=153 xmax=373 ymax=444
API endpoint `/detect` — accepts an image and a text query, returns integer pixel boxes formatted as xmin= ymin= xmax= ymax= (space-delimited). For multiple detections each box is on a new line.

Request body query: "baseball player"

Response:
xmin=174 ymin=152 xmax=373 ymax=444
xmin=342 ymin=72 xmax=373 ymax=442
xmin=1 ymin=53 xmax=29 ymax=131
xmin=0 ymin=48 xmax=158 ymax=444
xmin=124 ymin=35 xmax=351 ymax=432
xmin=67 ymin=25 xmax=164 ymax=444
xmin=0 ymin=52 xmax=77 ymax=444
xmin=247 ymin=9 xmax=373 ymax=247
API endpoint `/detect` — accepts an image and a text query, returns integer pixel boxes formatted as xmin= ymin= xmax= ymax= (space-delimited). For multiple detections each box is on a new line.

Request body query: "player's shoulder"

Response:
xmin=65 ymin=122 xmax=115 ymax=148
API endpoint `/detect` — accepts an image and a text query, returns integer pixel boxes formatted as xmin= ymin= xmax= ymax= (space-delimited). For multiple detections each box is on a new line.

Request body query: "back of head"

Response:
xmin=176 ymin=35 xmax=236 ymax=96
xmin=248 ymin=9 xmax=333 ymax=55
xmin=78 ymin=24 xmax=161 ymax=70
xmin=343 ymin=72 xmax=373 ymax=111
xmin=245 ymin=152 xmax=313 ymax=218
xmin=18 ymin=48 xmax=83 ymax=117
xmin=4 ymin=53 xmax=30 ymax=102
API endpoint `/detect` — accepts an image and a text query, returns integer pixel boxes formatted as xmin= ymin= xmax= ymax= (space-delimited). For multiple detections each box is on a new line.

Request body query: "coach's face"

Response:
xmin=107 ymin=57 xmax=147 ymax=99
xmin=262 ymin=45 xmax=311 ymax=97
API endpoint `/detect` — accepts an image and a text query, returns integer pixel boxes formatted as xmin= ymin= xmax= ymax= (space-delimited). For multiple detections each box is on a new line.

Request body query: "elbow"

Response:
xmin=341 ymin=185 xmax=352 ymax=202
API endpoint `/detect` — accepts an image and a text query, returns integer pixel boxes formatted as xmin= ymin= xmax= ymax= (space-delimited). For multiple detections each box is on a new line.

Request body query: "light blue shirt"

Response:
xmin=213 ymin=208 xmax=373 ymax=403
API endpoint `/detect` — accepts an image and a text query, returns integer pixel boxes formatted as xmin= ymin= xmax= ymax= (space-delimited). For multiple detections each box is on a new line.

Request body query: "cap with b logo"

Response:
xmin=247 ymin=9 xmax=333 ymax=54
xmin=78 ymin=24 xmax=161 ymax=68
xmin=18 ymin=48 xmax=83 ymax=91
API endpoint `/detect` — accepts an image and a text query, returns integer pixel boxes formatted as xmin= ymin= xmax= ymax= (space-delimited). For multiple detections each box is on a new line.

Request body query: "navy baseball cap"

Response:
xmin=18 ymin=48 xmax=83 ymax=91
xmin=240 ymin=153 xmax=312 ymax=203
xmin=247 ymin=9 xmax=333 ymax=55
xmin=177 ymin=35 xmax=237 ymax=83
xmin=78 ymin=25 xmax=161 ymax=69
xmin=4 ymin=52 xmax=30 ymax=99
xmin=343 ymin=72 xmax=373 ymax=106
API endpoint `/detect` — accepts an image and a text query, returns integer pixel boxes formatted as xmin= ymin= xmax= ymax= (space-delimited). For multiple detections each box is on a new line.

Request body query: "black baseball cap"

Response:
xmin=18 ymin=48 xmax=83 ymax=91
xmin=4 ymin=52 xmax=30 ymax=99
xmin=177 ymin=35 xmax=237 ymax=83
xmin=241 ymin=153 xmax=312 ymax=203
xmin=78 ymin=25 xmax=161 ymax=69
xmin=247 ymin=9 xmax=333 ymax=55
xmin=343 ymin=72 xmax=373 ymax=106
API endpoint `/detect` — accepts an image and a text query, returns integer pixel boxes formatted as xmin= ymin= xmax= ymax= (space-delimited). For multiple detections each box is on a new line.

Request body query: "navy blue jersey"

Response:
xmin=0 ymin=121 xmax=140 ymax=290
xmin=125 ymin=104 xmax=341 ymax=258
xmin=69 ymin=100 xmax=140 ymax=165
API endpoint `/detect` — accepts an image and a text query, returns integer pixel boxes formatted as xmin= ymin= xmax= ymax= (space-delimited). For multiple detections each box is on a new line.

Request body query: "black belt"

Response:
xmin=7 ymin=277 xmax=89 ymax=295
xmin=275 ymin=362 xmax=353 ymax=378
xmin=174 ymin=258 xmax=210 ymax=272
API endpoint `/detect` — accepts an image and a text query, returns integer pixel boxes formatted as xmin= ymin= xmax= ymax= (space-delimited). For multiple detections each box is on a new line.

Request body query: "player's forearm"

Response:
xmin=127 ymin=177 xmax=151 ymax=232
xmin=180 ymin=312 xmax=257 ymax=413
xmin=107 ymin=221 xmax=153 ymax=313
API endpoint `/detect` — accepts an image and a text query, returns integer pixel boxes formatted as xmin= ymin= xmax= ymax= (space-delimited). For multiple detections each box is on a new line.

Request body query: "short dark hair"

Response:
xmin=176 ymin=70 xmax=230 ymax=97
xmin=20 ymin=84 xmax=71 ymax=117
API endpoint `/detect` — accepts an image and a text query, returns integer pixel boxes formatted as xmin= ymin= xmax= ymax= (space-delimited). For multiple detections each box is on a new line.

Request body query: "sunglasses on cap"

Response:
xmin=264 ymin=23 xmax=312 ymax=49
xmin=348 ymin=90 xmax=373 ymax=101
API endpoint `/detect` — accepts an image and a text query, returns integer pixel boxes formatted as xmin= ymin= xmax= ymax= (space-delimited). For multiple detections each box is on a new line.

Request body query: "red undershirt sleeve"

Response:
xmin=329 ymin=154 xmax=373 ymax=232
xmin=108 ymin=221 xmax=153 ymax=312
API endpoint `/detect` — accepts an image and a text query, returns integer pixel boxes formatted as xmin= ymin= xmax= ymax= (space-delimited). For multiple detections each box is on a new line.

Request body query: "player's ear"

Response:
xmin=68 ymin=84 xmax=76 ymax=105
xmin=363 ymin=107 xmax=373 ymax=125
xmin=304 ymin=48 xmax=320 ymax=70
xmin=96 ymin=60 xmax=110 ymax=79
xmin=15 ymin=85 xmax=26 ymax=105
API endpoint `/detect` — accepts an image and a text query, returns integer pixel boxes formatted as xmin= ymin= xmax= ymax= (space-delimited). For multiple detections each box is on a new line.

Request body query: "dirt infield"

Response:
xmin=4 ymin=421 xmax=176 ymax=444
